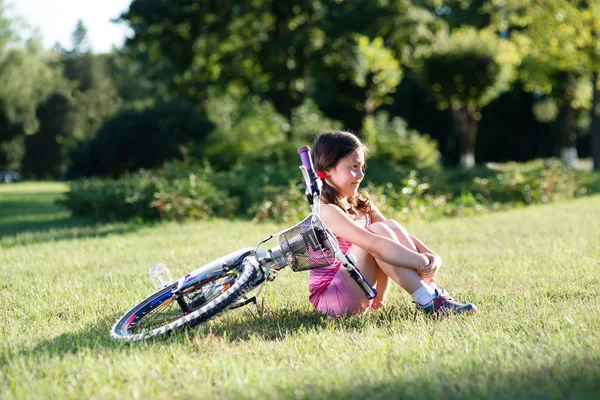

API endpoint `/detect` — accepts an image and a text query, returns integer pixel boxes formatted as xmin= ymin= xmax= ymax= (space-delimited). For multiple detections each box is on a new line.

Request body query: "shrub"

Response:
xmin=366 ymin=159 xmax=596 ymax=223
xmin=362 ymin=111 xmax=441 ymax=184
xmin=202 ymin=95 xmax=289 ymax=169
xmin=246 ymin=182 xmax=307 ymax=223
xmin=289 ymin=99 xmax=344 ymax=146
xmin=61 ymin=158 xmax=597 ymax=224
xmin=62 ymin=161 xmax=237 ymax=222
xmin=151 ymin=161 xmax=238 ymax=221
xmin=430 ymin=159 xmax=593 ymax=205
xmin=60 ymin=171 xmax=160 ymax=221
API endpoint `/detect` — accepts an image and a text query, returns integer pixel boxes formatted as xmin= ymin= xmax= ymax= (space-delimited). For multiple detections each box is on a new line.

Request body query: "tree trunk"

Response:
xmin=559 ymin=103 xmax=578 ymax=167
xmin=590 ymin=72 xmax=600 ymax=170
xmin=451 ymin=107 xmax=479 ymax=168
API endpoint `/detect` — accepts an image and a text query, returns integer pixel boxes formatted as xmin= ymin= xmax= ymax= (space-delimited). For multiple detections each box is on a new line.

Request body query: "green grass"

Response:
xmin=1 ymin=182 xmax=599 ymax=399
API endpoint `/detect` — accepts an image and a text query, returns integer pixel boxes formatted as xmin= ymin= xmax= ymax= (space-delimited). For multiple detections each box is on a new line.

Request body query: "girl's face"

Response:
xmin=324 ymin=147 xmax=365 ymax=199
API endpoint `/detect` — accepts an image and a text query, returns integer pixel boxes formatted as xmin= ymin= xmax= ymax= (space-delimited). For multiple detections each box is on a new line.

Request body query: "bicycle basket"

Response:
xmin=277 ymin=214 xmax=339 ymax=272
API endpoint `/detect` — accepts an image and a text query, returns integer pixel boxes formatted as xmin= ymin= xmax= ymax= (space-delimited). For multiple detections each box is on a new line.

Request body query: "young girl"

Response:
xmin=309 ymin=131 xmax=476 ymax=316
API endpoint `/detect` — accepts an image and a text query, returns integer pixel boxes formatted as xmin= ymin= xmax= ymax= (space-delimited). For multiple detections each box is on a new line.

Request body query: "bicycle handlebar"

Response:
xmin=298 ymin=146 xmax=320 ymax=198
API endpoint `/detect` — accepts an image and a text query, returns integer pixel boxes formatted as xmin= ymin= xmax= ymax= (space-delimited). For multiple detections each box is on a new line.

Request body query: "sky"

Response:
xmin=7 ymin=0 xmax=133 ymax=53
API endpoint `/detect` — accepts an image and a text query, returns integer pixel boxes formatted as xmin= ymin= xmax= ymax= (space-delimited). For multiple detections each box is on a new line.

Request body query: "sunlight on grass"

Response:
xmin=1 ymin=183 xmax=599 ymax=399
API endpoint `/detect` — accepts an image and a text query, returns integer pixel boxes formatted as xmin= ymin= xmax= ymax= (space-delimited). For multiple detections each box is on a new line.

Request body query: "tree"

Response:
xmin=69 ymin=98 xmax=213 ymax=177
xmin=0 ymin=1 xmax=67 ymax=171
xmin=0 ymin=0 xmax=13 ymax=50
xmin=60 ymin=22 xmax=122 ymax=155
xmin=71 ymin=19 xmax=91 ymax=56
xmin=22 ymin=93 xmax=72 ymax=178
xmin=120 ymin=0 xmax=419 ymax=122
xmin=347 ymin=35 xmax=403 ymax=149
xmin=121 ymin=0 xmax=327 ymax=117
xmin=417 ymin=26 xmax=521 ymax=166
xmin=0 ymin=41 xmax=65 ymax=144
xmin=487 ymin=0 xmax=600 ymax=168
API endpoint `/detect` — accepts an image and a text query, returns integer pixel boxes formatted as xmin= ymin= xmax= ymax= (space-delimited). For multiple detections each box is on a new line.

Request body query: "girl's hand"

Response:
xmin=425 ymin=253 xmax=442 ymax=271
xmin=418 ymin=253 xmax=440 ymax=278
xmin=417 ymin=256 xmax=436 ymax=278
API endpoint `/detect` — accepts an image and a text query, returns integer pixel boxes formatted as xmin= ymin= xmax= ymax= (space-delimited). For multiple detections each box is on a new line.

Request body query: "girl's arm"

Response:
xmin=372 ymin=202 xmax=437 ymax=256
xmin=370 ymin=202 xmax=440 ymax=272
xmin=370 ymin=203 xmax=386 ymax=223
xmin=320 ymin=204 xmax=429 ymax=270
xmin=409 ymin=234 xmax=436 ymax=255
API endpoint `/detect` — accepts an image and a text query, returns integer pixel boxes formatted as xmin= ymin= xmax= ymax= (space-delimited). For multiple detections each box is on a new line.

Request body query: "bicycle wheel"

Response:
xmin=110 ymin=260 xmax=258 ymax=341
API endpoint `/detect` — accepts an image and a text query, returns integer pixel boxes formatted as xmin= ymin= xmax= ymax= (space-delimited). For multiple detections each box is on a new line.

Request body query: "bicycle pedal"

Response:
xmin=149 ymin=263 xmax=173 ymax=289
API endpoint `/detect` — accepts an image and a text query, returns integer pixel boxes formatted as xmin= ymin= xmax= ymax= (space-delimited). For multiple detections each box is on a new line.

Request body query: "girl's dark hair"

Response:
xmin=312 ymin=131 xmax=375 ymax=221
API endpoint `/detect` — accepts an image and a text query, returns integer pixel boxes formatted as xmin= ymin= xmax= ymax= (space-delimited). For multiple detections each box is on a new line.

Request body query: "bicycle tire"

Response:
xmin=110 ymin=260 xmax=258 ymax=341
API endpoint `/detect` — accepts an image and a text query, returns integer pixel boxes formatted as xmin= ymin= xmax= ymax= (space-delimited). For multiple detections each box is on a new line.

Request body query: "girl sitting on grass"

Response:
xmin=309 ymin=131 xmax=477 ymax=316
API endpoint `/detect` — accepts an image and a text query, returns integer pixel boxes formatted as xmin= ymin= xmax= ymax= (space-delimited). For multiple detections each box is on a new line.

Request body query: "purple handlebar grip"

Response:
xmin=298 ymin=146 xmax=314 ymax=172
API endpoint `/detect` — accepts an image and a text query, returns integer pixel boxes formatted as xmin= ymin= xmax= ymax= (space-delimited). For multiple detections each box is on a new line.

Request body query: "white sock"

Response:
xmin=412 ymin=284 xmax=435 ymax=306
xmin=429 ymin=282 xmax=438 ymax=292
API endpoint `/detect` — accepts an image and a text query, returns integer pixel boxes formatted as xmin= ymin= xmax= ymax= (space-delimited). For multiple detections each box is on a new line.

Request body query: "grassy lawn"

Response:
xmin=1 ymin=182 xmax=599 ymax=399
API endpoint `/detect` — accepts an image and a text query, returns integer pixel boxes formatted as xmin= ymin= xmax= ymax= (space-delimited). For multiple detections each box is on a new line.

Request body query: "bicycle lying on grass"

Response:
xmin=110 ymin=146 xmax=377 ymax=341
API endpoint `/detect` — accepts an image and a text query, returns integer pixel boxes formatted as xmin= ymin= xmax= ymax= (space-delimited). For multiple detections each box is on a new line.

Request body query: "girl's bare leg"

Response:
xmin=339 ymin=222 xmax=430 ymax=308
xmin=382 ymin=219 xmax=434 ymax=285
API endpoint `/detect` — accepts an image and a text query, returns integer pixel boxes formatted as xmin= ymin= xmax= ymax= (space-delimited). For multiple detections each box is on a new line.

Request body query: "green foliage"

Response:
xmin=362 ymin=111 xmax=441 ymax=175
xmin=60 ymin=171 xmax=160 ymax=221
xmin=288 ymin=98 xmax=343 ymax=144
xmin=203 ymin=94 xmax=289 ymax=169
xmin=71 ymin=19 xmax=91 ymax=56
xmin=419 ymin=26 xmax=521 ymax=111
xmin=246 ymin=182 xmax=306 ymax=223
xmin=22 ymin=93 xmax=72 ymax=179
xmin=386 ymin=4 xmax=448 ymax=68
xmin=68 ymin=98 xmax=213 ymax=177
xmin=465 ymin=159 xmax=594 ymax=203
xmin=350 ymin=35 xmax=403 ymax=115
xmin=423 ymin=0 xmax=491 ymax=29
xmin=61 ymin=49 xmax=123 ymax=149
xmin=62 ymin=157 xmax=598 ymax=224
xmin=532 ymin=97 xmax=559 ymax=123
xmin=0 ymin=0 xmax=13 ymax=50
xmin=430 ymin=158 xmax=594 ymax=208
xmin=151 ymin=163 xmax=238 ymax=221
xmin=62 ymin=161 xmax=237 ymax=222
xmin=0 ymin=41 xmax=65 ymax=135
xmin=368 ymin=158 xmax=597 ymax=222
xmin=499 ymin=1 xmax=596 ymax=114
xmin=0 ymin=135 xmax=22 ymax=171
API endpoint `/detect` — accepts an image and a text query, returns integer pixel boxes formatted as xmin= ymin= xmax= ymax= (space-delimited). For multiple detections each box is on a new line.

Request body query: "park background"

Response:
xmin=1 ymin=1 xmax=600 ymax=399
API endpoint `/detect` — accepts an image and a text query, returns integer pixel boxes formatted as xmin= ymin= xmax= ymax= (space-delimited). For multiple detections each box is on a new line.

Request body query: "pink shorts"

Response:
xmin=314 ymin=267 xmax=369 ymax=316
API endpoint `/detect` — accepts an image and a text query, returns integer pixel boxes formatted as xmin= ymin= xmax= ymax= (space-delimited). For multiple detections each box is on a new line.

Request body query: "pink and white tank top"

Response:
xmin=308 ymin=212 xmax=371 ymax=307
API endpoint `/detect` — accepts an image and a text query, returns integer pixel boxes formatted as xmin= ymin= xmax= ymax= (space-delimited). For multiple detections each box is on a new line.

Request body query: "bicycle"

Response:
xmin=110 ymin=146 xmax=377 ymax=341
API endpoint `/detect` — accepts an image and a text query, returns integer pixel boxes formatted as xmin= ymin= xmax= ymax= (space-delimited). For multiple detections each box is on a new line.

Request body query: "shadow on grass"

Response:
xmin=6 ymin=307 xmax=599 ymax=399
xmin=191 ymin=307 xmax=331 ymax=342
xmin=189 ymin=303 xmax=419 ymax=343
xmin=248 ymin=358 xmax=600 ymax=400
xmin=0 ymin=215 xmax=149 ymax=248
xmin=3 ymin=306 xmax=386 ymax=362
xmin=0 ymin=193 xmax=151 ymax=247
xmin=0 ymin=316 xmax=133 ymax=366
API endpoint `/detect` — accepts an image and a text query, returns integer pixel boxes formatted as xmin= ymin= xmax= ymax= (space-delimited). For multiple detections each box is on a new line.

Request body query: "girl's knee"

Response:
xmin=382 ymin=219 xmax=408 ymax=235
xmin=367 ymin=221 xmax=397 ymax=238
